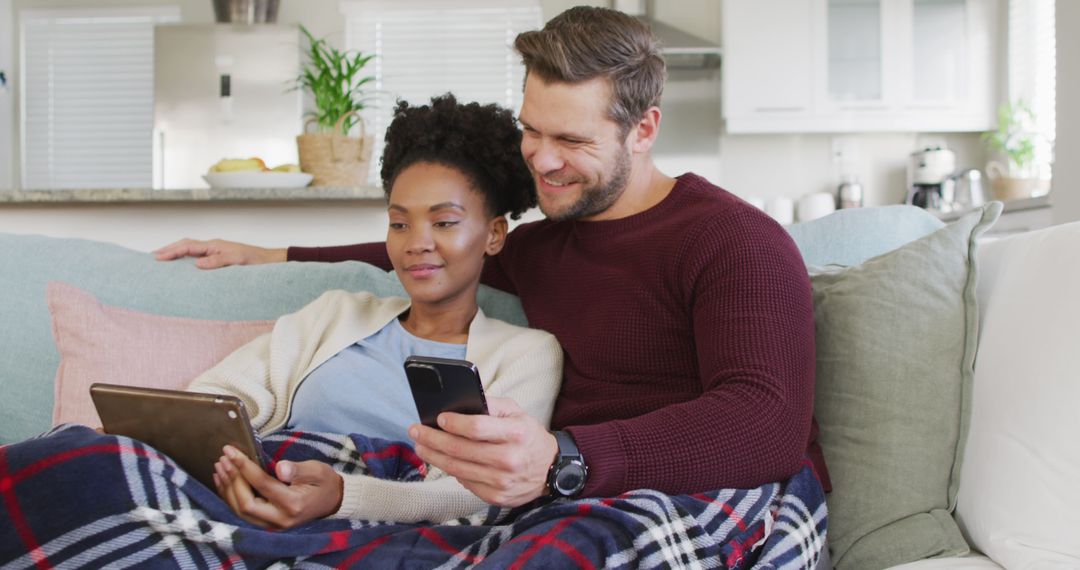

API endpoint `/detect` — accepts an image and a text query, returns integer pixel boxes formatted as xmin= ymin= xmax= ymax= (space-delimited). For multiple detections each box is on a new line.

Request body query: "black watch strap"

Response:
xmin=554 ymin=430 xmax=580 ymax=457
xmin=547 ymin=430 xmax=588 ymax=498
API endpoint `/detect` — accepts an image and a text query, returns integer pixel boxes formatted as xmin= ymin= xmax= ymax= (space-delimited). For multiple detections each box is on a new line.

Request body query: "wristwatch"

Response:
xmin=547 ymin=430 xmax=588 ymax=498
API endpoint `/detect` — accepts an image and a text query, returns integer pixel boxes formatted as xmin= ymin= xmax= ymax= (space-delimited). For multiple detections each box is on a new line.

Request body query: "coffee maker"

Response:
xmin=906 ymin=146 xmax=956 ymax=212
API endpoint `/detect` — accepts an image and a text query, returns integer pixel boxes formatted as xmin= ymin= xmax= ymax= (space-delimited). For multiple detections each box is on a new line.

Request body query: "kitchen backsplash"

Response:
xmin=652 ymin=70 xmax=990 ymax=211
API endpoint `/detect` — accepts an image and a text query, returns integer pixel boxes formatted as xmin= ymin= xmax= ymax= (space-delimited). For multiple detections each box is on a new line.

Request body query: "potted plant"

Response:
xmin=982 ymin=100 xmax=1049 ymax=200
xmin=294 ymin=25 xmax=376 ymax=187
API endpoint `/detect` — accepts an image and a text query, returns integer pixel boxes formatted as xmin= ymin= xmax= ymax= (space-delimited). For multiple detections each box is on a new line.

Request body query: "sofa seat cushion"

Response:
xmin=953 ymin=221 xmax=1080 ymax=568
xmin=809 ymin=203 xmax=1001 ymax=569
xmin=888 ymin=552 xmax=1002 ymax=569
xmin=48 ymin=282 xmax=274 ymax=428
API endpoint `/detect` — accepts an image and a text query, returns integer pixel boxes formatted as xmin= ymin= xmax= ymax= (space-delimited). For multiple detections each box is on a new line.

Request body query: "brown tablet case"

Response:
xmin=90 ymin=383 xmax=263 ymax=490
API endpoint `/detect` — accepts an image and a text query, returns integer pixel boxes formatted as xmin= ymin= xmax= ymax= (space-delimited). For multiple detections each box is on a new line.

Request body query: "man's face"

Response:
xmin=518 ymin=75 xmax=632 ymax=222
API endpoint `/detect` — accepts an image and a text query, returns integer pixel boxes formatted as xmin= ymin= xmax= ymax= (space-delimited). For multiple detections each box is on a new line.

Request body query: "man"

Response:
xmin=157 ymin=6 xmax=827 ymax=506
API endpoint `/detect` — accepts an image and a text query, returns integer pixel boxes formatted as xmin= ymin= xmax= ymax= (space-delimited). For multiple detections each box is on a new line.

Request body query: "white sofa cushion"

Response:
xmin=889 ymin=553 xmax=1002 ymax=569
xmin=955 ymin=221 xmax=1080 ymax=568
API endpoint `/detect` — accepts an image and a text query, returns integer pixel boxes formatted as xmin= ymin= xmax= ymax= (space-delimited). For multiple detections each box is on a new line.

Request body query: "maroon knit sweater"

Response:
xmin=290 ymin=173 xmax=828 ymax=497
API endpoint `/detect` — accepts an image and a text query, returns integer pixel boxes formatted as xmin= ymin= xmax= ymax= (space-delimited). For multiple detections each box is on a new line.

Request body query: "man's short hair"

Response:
xmin=514 ymin=6 xmax=667 ymax=137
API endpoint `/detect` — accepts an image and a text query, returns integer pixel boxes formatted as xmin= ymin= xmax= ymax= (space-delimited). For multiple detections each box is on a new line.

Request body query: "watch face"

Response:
xmin=555 ymin=461 xmax=586 ymax=495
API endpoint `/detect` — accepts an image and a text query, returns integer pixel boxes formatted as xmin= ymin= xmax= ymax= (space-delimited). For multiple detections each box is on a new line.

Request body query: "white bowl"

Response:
xmin=203 ymin=171 xmax=314 ymax=189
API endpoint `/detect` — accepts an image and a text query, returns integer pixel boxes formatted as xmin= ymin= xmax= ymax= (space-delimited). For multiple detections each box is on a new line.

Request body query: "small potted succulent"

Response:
xmin=294 ymin=26 xmax=376 ymax=187
xmin=982 ymin=100 xmax=1049 ymax=200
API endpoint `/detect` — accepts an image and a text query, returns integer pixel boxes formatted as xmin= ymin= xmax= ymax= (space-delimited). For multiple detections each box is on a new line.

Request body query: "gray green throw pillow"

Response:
xmin=811 ymin=202 xmax=1001 ymax=569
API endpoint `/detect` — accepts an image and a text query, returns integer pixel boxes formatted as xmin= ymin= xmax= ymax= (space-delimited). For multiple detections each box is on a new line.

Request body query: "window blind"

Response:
xmin=1008 ymin=0 xmax=1056 ymax=176
xmin=342 ymin=0 xmax=542 ymax=185
xmin=20 ymin=8 xmax=179 ymax=189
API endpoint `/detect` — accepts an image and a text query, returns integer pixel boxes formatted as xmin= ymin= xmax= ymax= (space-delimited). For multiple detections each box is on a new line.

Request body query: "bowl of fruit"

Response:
xmin=202 ymin=158 xmax=314 ymax=189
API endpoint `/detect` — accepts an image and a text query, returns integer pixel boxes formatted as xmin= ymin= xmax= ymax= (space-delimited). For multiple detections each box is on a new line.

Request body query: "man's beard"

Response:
xmin=540 ymin=147 xmax=632 ymax=222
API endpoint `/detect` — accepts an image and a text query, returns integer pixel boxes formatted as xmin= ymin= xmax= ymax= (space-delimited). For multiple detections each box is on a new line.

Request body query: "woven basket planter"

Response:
xmin=297 ymin=111 xmax=373 ymax=187
xmin=986 ymin=161 xmax=1050 ymax=201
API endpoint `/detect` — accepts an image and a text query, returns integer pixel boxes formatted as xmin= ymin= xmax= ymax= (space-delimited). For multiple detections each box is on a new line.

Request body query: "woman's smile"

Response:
xmin=405 ymin=263 xmax=444 ymax=279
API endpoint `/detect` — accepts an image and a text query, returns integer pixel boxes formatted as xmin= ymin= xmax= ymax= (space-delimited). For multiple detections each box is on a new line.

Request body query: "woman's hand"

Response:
xmin=213 ymin=445 xmax=344 ymax=529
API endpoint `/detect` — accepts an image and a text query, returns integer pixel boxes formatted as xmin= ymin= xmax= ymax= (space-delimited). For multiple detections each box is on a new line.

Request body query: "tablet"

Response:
xmin=90 ymin=383 xmax=264 ymax=490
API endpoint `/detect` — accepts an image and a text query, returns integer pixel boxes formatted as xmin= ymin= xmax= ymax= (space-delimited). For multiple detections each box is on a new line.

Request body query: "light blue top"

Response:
xmin=286 ymin=317 xmax=467 ymax=443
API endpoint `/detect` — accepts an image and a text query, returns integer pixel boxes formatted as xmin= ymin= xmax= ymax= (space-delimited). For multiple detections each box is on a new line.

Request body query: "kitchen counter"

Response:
xmin=936 ymin=193 xmax=1051 ymax=221
xmin=0 ymin=186 xmax=385 ymax=206
xmin=933 ymin=191 xmax=1049 ymax=220
xmin=937 ymin=193 xmax=1054 ymax=236
xmin=0 ymin=185 xmax=395 ymax=253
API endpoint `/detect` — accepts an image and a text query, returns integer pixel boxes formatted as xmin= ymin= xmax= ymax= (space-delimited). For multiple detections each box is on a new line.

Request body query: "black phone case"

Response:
xmin=405 ymin=356 xmax=489 ymax=428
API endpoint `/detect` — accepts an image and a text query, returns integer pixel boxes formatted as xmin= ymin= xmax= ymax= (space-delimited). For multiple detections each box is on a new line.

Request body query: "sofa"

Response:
xmin=1 ymin=203 xmax=1077 ymax=569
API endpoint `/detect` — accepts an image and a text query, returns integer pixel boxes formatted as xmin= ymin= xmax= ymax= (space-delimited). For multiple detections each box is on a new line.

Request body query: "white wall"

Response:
xmin=0 ymin=0 xmax=13 ymax=188
xmin=0 ymin=203 xmax=391 ymax=252
xmin=711 ymin=132 xmax=987 ymax=207
xmin=0 ymin=202 xmax=547 ymax=253
xmin=1052 ymin=0 xmax=1078 ymax=224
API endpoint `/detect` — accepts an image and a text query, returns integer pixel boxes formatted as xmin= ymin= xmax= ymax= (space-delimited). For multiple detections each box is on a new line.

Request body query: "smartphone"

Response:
xmin=405 ymin=355 xmax=489 ymax=429
xmin=90 ymin=383 xmax=264 ymax=490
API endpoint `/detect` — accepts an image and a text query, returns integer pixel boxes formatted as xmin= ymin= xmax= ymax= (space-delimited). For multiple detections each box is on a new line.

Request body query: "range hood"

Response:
xmin=613 ymin=0 xmax=722 ymax=69
xmin=212 ymin=0 xmax=279 ymax=23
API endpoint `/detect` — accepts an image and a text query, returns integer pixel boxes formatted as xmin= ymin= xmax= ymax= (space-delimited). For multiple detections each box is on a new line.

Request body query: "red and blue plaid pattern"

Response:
xmin=1 ymin=425 xmax=826 ymax=568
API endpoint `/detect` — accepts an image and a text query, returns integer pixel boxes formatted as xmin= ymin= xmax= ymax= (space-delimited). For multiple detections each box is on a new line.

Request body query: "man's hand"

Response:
xmin=153 ymin=238 xmax=287 ymax=270
xmin=408 ymin=397 xmax=559 ymax=507
xmin=213 ymin=445 xmax=343 ymax=529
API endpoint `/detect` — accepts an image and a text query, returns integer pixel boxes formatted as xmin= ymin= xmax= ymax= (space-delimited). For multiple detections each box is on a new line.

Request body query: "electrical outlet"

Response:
xmin=831 ymin=136 xmax=857 ymax=165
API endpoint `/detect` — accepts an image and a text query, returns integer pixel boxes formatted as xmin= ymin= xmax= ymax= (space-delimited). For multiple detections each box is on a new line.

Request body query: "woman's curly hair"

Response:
xmin=380 ymin=94 xmax=537 ymax=220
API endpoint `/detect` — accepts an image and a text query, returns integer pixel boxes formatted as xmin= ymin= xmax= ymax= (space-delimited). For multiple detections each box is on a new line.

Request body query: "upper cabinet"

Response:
xmin=722 ymin=0 xmax=1002 ymax=133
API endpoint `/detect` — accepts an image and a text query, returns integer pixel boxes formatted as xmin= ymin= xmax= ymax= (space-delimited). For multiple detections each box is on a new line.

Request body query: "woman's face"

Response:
xmin=386 ymin=161 xmax=506 ymax=311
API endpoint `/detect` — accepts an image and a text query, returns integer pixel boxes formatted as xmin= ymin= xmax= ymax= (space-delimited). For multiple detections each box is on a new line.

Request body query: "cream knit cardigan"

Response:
xmin=188 ymin=290 xmax=563 ymax=523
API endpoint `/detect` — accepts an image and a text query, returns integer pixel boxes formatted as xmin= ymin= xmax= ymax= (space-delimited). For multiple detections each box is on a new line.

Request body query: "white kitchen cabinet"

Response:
xmin=722 ymin=0 xmax=1001 ymax=133
xmin=722 ymin=0 xmax=817 ymax=121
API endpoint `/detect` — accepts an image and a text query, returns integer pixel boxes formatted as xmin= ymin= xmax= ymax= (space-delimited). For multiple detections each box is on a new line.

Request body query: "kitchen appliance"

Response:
xmin=213 ymin=0 xmax=279 ymax=23
xmin=765 ymin=197 xmax=794 ymax=225
xmin=612 ymin=0 xmax=722 ymax=68
xmin=906 ymin=146 xmax=956 ymax=212
xmin=153 ymin=24 xmax=302 ymax=189
xmin=837 ymin=176 xmax=864 ymax=209
xmin=950 ymin=168 xmax=986 ymax=210
xmin=797 ymin=192 xmax=836 ymax=222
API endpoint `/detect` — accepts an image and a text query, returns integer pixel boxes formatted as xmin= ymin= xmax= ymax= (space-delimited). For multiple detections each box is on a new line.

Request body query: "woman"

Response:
xmin=0 ymin=95 xmax=561 ymax=561
xmin=192 ymin=94 xmax=562 ymax=529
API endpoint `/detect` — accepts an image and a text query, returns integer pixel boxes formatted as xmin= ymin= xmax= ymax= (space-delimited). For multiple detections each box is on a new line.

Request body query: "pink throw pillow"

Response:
xmin=47 ymin=281 xmax=275 ymax=427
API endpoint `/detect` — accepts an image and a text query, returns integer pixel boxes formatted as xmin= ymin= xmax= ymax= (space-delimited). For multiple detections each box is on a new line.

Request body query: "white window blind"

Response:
xmin=342 ymin=0 xmax=542 ymax=185
xmin=20 ymin=7 xmax=179 ymax=189
xmin=1008 ymin=0 xmax=1055 ymax=178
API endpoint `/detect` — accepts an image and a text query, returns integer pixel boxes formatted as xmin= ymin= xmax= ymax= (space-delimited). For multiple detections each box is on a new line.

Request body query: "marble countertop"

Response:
xmin=0 ymin=186 xmax=385 ymax=205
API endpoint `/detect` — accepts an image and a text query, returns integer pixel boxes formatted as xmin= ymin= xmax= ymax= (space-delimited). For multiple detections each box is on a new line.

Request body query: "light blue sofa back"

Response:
xmin=0 ymin=205 xmax=944 ymax=444
xmin=786 ymin=204 xmax=945 ymax=267
xmin=0 ymin=235 xmax=525 ymax=444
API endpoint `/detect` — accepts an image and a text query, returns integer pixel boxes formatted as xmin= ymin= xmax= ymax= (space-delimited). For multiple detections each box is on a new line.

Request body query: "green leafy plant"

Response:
xmin=295 ymin=25 xmax=375 ymax=135
xmin=982 ymin=100 xmax=1038 ymax=177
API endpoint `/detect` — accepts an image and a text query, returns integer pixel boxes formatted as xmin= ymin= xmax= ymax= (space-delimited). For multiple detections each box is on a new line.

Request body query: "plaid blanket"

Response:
xmin=0 ymin=425 xmax=826 ymax=569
